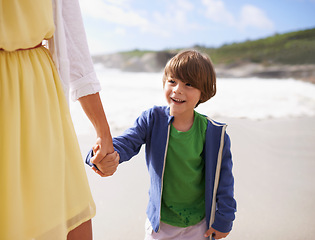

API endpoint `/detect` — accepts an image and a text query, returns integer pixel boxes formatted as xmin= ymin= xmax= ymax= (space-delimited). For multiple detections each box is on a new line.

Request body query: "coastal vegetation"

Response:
xmin=115 ymin=27 xmax=315 ymax=65
xmin=92 ymin=28 xmax=315 ymax=82
xmin=200 ymin=28 xmax=315 ymax=65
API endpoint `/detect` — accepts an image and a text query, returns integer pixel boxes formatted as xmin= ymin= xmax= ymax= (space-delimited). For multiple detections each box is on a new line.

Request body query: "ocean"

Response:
xmin=70 ymin=66 xmax=315 ymax=136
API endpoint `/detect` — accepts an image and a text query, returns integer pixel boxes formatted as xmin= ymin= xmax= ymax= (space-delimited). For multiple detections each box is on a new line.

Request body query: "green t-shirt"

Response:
xmin=161 ymin=111 xmax=208 ymax=227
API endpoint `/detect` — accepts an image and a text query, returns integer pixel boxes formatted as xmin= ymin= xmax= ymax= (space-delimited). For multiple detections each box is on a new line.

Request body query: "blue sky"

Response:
xmin=78 ymin=0 xmax=315 ymax=54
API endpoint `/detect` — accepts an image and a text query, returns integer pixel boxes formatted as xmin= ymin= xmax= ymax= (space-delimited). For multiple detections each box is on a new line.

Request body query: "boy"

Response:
xmin=86 ymin=50 xmax=236 ymax=239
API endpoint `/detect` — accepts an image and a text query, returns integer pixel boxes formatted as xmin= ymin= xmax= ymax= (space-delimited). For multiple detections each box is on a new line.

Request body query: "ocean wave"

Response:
xmin=70 ymin=68 xmax=315 ymax=135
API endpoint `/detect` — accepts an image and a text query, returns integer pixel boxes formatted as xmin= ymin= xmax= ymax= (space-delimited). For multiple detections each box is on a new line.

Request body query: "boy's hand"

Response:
xmin=204 ymin=227 xmax=229 ymax=239
xmin=92 ymin=150 xmax=120 ymax=177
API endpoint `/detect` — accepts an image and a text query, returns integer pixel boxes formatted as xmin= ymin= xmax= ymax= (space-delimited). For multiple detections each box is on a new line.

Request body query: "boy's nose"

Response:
xmin=173 ymin=84 xmax=182 ymax=94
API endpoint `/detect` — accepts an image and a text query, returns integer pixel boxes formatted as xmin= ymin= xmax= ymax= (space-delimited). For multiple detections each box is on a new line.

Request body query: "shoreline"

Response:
xmin=92 ymin=53 xmax=315 ymax=84
xmin=215 ymin=63 xmax=315 ymax=84
xmin=77 ymin=116 xmax=315 ymax=240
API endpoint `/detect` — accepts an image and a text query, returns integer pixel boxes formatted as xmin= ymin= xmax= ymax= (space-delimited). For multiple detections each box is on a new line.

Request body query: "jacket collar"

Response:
xmin=164 ymin=107 xmax=174 ymax=124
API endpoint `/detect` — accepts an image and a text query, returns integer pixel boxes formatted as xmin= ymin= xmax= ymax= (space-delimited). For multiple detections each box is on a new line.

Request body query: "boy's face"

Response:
xmin=164 ymin=77 xmax=201 ymax=118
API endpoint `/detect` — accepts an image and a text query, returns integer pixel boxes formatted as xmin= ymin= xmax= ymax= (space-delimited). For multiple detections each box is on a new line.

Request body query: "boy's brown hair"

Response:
xmin=162 ymin=50 xmax=216 ymax=106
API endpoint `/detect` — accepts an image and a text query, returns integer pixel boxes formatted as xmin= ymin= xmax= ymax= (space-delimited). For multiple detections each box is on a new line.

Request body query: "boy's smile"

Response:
xmin=164 ymin=77 xmax=201 ymax=119
xmin=170 ymin=97 xmax=185 ymax=103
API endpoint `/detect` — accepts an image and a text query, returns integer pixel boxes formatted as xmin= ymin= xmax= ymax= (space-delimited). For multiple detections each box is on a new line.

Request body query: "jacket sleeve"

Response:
xmin=113 ymin=109 xmax=151 ymax=163
xmin=212 ymin=133 xmax=237 ymax=233
xmin=85 ymin=148 xmax=97 ymax=168
xmin=62 ymin=0 xmax=101 ymax=101
xmin=85 ymin=109 xmax=151 ymax=168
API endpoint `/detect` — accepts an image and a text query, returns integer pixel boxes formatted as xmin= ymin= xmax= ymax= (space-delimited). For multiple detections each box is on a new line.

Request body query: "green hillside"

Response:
xmin=121 ymin=28 xmax=315 ymax=65
xmin=200 ymin=28 xmax=315 ymax=65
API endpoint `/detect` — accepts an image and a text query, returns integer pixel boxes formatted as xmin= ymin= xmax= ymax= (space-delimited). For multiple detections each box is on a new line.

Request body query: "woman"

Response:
xmin=0 ymin=0 xmax=117 ymax=239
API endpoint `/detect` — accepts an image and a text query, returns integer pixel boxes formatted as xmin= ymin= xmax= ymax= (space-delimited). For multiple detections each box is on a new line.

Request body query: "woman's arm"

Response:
xmin=59 ymin=0 xmax=118 ymax=175
xmin=79 ymin=93 xmax=118 ymax=175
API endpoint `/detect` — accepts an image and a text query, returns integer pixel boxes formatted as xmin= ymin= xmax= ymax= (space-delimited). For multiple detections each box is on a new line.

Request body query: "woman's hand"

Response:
xmin=90 ymin=138 xmax=119 ymax=177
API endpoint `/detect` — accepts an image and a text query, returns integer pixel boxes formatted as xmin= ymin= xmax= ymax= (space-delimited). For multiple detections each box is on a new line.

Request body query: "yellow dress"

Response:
xmin=0 ymin=0 xmax=96 ymax=239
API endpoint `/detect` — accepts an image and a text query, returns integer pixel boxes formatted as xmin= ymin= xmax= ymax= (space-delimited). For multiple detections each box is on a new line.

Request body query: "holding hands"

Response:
xmin=90 ymin=137 xmax=120 ymax=177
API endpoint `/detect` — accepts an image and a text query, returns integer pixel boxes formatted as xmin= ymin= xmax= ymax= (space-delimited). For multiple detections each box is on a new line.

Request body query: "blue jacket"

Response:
xmin=86 ymin=106 xmax=236 ymax=233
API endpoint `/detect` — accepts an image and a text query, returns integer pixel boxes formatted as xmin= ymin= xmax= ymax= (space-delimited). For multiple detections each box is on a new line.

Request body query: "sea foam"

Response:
xmin=70 ymin=67 xmax=315 ymax=135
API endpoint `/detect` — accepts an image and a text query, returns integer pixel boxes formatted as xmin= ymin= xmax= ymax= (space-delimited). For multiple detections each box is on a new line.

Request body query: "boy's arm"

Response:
xmin=211 ymin=133 xmax=237 ymax=233
xmin=112 ymin=110 xmax=150 ymax=163
xmin=85 ymin=109 xmax=150 ymax=170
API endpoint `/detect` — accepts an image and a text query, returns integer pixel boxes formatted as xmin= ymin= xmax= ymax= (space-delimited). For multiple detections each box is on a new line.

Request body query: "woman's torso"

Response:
xmin=0 ymin=0 xmax=55 ymax=51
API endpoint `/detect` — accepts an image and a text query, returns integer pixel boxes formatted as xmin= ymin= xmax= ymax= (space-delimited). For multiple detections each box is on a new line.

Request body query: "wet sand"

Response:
xmin=77 ymin=116 xmax=315 ymax=240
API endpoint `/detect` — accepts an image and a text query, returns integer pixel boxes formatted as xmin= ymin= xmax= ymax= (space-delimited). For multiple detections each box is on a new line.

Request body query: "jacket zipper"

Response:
xmin=158 ymin=123 xmax=171 ymax=232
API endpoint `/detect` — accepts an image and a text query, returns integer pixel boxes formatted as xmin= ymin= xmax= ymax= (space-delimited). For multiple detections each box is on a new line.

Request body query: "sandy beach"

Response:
xmin=76 ymin=115 xmax=315 ymax=240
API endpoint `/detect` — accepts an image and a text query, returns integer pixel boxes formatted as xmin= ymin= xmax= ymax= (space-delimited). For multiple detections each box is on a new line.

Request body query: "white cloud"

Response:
xmin=239 ymin=5 xmax=274 ymax=30
xmin=105 ymin=0 xmax=131 ymax=5
xmin=80 ymin=0 xmax=202 ymax=38
xmin=149 ymin=0 xmax=201 ymax=35
xmin=79 ymin=0 xmax=149 ymax=27
xmin=114 ymin=27 xmax=126 ymax=36
xmin=201 ymin=0 xmax=274 ymax=30
xmin=201 ymin=0 xmax=235 ymax=26
xmin=176 ymin=0 xmax=195 ymax=11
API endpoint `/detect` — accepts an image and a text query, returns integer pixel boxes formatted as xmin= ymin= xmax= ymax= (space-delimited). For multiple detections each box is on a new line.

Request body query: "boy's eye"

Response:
xmin=168 ymin=79 xmax=175 ymax=84
xmin=185 ymin=83 xmax=192 ymax=87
